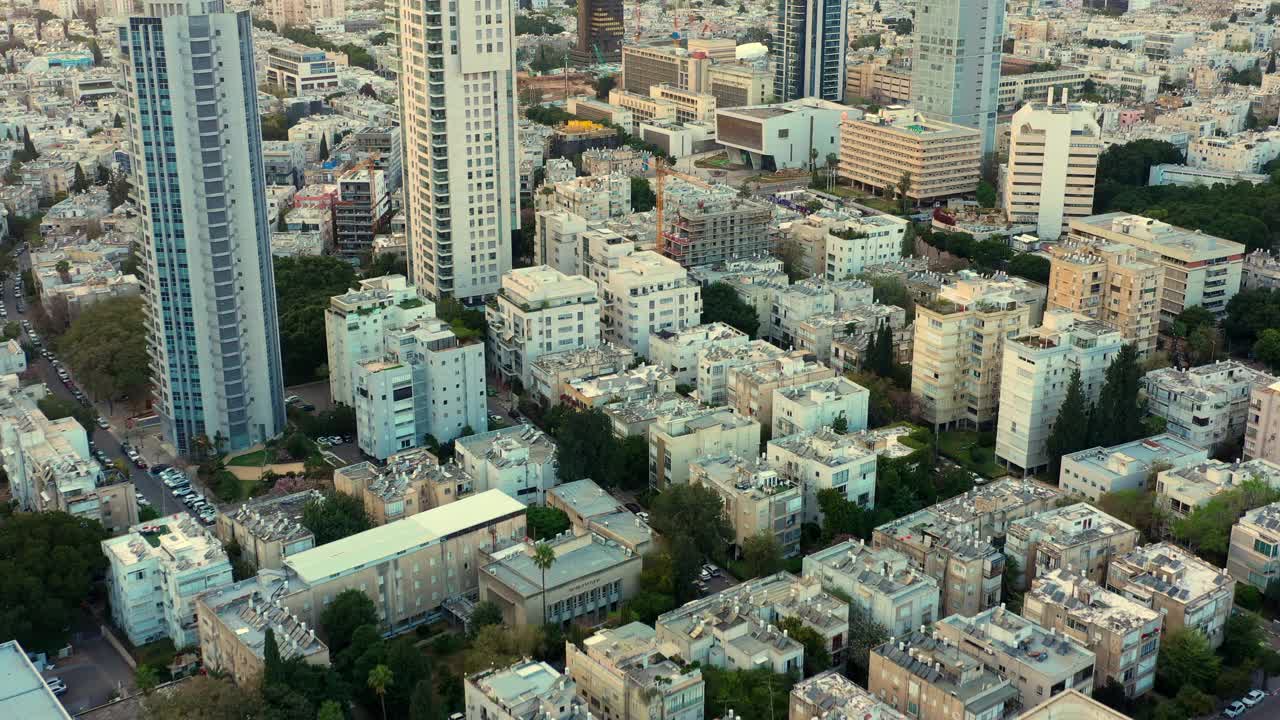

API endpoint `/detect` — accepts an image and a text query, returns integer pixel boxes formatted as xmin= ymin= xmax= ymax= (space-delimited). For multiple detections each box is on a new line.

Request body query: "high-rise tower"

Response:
xmin=119 ymin=0 xmax=285 ymax=453
xmin=773 ymin=0 xmax=849 ymax=102
xmin=570 ymin=0 xmax=624 ymax=65
xmin=911 ymin=0 xmax=1006 ymax=157
xmin=396 ymin=0 xmax=519 ymax=302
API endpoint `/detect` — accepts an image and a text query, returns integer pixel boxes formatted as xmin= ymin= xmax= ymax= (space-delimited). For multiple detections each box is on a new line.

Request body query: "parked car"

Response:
xmin=96 ymin=417 xmax=109 ymax=429
xmin=1243 ymin=690 xmax=1267 ymax=707
xmin=1224 ymin=701 xmax=1247 ymax=718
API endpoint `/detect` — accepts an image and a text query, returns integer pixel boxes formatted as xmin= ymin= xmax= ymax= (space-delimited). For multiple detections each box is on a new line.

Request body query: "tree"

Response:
xmin=135 ymin=664 xmax=160 ymax=695
xmin=107 ymin=167 xmax=130 ymax=208
xmin=317 ymin=701 xmax=345 ymax=720
xmin=409 ymin=679 xmax=436 ymax=720
xmin=263 ymin=627 xmax=285 ymax=687
xmin=741 ymin=531 xmax=783 ymax=578
xmin=141 ymin=675 xmax=264 ymax=720
xmin=1255 ymin=328 xmax=1280 ymax=372
xmin=550 ymin=407 xmax=622 ymax=486
xmin=1221 ymin=609 xmax=1264 ymax=666
xmin=56 ymin=295 xmax=150 ymax=401
xmin=896 ymin=171 xmax=912 ymax=213
xmin=21 ymin=128 xmax=38 ymax=162
xmin=1089 ymin=344 xmax=1146 ymax=447
xmin=593 ymin=74 xmax=617 ymax=100
xmin=1173 ymin=479 xmax=1280 ymax=564
xmin=1045 ymin=369 xmax=1091 ymax=479
xmin=318 ymin=135 xmax=329 ymax=161
xmin=831 ymin=413 xmax=848 ymax=434
xmin=71 ymin=163 xmax=89 ymax=193
xmin=1002 ymin=555 xmax=1024 ymax=612
xmin=1006 ymin=253 xmax=1051 ymax=284
xmin=320 ymin=589 xmax=380 ymax=655
xmin=702 ymin=667 xmax=793 ymax=720
xmin=701 ymin=282 xmax=760 ymax=337
xmin=845 ymin=605 xmax=888 ymax=685
xmin=470 ymin=600 xmax=505 ymax=635
xmin=777 ymin=616 xmax=832 ymax=676
xmin=1156 ymin=628 xmax=1219 ymax=695
xmin=526 ymin=505 xmax=570 ymax=540
xmin=303 ymin=491 xmax=372 ymax=545
xmin=1097 ymin=489 xmax=1162 ymax=542
xmin=464 ymin=623 xmax=544 ymax=674
xmin=368 ymin=664 xmax=393 ymax=720
xmin=975 ymin=180 xmax=997 ymax=208
xmin=899 ymin=222 xmax=916 ymax=257
xmin=631 ymin=175 xmax=656 ymax=212
xmin=532 ymin=541 xmax=557 ymax=624
xmin=649 ymin=483 xmax=733 ymax=561
xmin=274 ymin=256 xmax=357 ymax=384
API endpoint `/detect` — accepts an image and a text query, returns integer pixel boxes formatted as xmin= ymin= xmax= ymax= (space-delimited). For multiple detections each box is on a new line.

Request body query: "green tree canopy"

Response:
xmin=1089 ymin=344 xmax=1146 ymax=447
xmin=740 ymin=531 xmax=783 ymax=578
xmin=649 ymin=483 xmax=733 ymax=561
xmin=273 ymin=256 xmax=357 ymax=384
xmin=631 ymin=175 xmax=656 ymax=212
xmin=57 ymin=295 xmax=150 ymax=401
xmin=303 ymin=491 xmax=372 ymax=546
xmin=701 ymin=282 xmax=760 ymax=338
xmin=702 ymin=667 xmax=793 ymax=720
xmin=141 ymin=675 xmax=264 ymax=720
xmin=320 ymin=589 xmax=380 ymax=655
xmin=777 ymin=615 xmax=832 ymax=676
xmin=1045 ymin=369 xmax=1091 ymax=479
xmin=1255 ymin=328 xmax=1280 ymax=372
xmin=526 ymin=505 xmax=571 ymax=540
xmin=1155 ymin=628 xmax=1219 ymax=695
xmin=1173 ymin=478 xmax=1280 ymax=564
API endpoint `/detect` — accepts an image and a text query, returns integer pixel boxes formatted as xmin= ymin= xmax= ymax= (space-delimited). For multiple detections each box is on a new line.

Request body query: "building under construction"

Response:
xmin=661 ymin=180 xmax=773 ymax=269
xmin=570 ymin=0 xmax=624 ymax=65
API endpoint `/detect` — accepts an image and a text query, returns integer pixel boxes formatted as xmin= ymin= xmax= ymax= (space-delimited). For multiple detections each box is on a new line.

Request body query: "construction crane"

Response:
xmin=654 ymin=158 xmax=716 ymax=259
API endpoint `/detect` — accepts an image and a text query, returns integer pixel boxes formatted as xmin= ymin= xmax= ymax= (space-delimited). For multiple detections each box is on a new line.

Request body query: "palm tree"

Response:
xmin=368 ymin=664 xmax=394 ymax=720
xmin=532 ymin=541 xmax=557 ymax=625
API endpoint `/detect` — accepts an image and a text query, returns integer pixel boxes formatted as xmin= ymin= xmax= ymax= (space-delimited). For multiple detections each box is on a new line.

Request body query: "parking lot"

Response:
xmin=42 ymin=624 xmax=136 ymax=715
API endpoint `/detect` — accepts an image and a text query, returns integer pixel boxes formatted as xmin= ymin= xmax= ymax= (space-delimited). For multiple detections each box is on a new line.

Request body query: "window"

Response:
xmin=1255 ymin=539 xmax=1277 ymax=558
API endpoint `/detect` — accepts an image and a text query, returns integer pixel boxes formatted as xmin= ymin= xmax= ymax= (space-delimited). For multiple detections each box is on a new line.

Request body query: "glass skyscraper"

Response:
xmin=773 ymin=0 xmax=849 ymax=102
xmin=911 ymin=0 xmax=1007 ymax=157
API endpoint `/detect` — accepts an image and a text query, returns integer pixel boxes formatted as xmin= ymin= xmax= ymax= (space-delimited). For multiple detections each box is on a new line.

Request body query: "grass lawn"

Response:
xmin=938 ymin=430 xmax=1006 ymax=479
xmin=226 ymin=449 xmax=268 ymax=466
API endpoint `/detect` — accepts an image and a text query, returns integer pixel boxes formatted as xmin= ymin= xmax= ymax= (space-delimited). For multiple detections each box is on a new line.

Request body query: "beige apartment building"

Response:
xmin=869 ymin=630 xmax=1019 ymax=720
xmin=648 ymin=84 xmax=718 ymax=123
xmin=725 ymin=353 xmax=835 ymax=433
xmin=1004 ymin=96 xmax=1103 ymax=240
xmin=839 ymin=106 xmax=982 ymax=204
xmin=1226 ymin=501 xmax=1280 ymax=590
xmin=333 ymin=447 xmax=439 ymax=525
xmin=565 ymin=622 xmax=705 ymax=720
xmin=547 ymin=478 xmax=654 ymax=555
xmin=1246 ymin=380 xmax=1280 ymax=464
xmin=1005 ymin=503 xmax=1141 ymax=590
xmin=1024 ymin=569 xmax=1162 ymax=698
xmin=689 ymin=454 xmax=803 ymax=558
xmin=215 ymin=490 xmax=320 ymax=571
xmin=845 ymin=59 xmax=913 ymax=105
xmin=790 ymin=670 xmax=904 ymax=720
xmin=648 ymin=405 xmax=761 ymax=489
xmin=1107 ymin=542 xmax=1235 ymax=649
xmin=1046 ymin=240 xmax=1163 ymax=356
xmin=911 ymin=272 xmax=1043 ymax=429
xmin=1020 ymin=690 xmax=1131 ymax=720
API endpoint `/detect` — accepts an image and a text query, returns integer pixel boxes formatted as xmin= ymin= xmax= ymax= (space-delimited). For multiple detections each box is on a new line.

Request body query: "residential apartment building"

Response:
xmin=689 ymin=455 xmax=803 ymax=558
xmin=1107 ymin=543 xmax=1234 ymax=649
xmin=325 ymin=275 xmax=436 ymax=407
xmin=839 ymin=107 xmax=983 ymax=203
xmin=566 ymin=622 xmax=705 ymax=720
xmin=196 ymin=569 xmax=330 ymax=687
xmin=648 ymin=404 xmax=761 ymax=489
xmin=564 ymin=365 xmax=676 ymax=409
xmin=995 ymin=310 xmax=1123 ymax=475
xmin=727 ymin=352 xmax=836 ymax=432
xmin=659 ymin=182 xmax=772 ymax=268
xmin=465 ymin=660 xmax=585 ymax=720
xmin=1059 ymin=433 xmax=1208 ymax=502
xmin=1227 ymin=501 xmax=1280 ymax=590
xmin=396 ymin=0 xmax=518 ymax=301
xmin=120 ymin=0 xmax=285 ymax=453
xmin=783 ymin=213 xmax=909 ymax=280
xmin=1023 ymin=569 xmax=1162 ymax=698
xmin=936 ymin=606 xmax=1097 ymax=710
xmin=333 ymin=448 xmax=440 ymax=525
xmin=536 ymin=175 xmax=632 ymax=226
xmin=773 ymin=377 xmax=870 ymax=438
xmin=649 ymin=323 xmax=748 ymax=386
xmin=487 ymin=266 xmax=601 ymax=388
xmin=478 ymin=532 xmax=642 ymax=627
xmin=911 ymin=272 xmax=1041 ymax=430
xmin=790 ymin=670 xmax=904 ymax=720
xmin=869 ymin=631 xmax=1018 ymax=720
xmin=1155 ymin=457 xmax=1280 ymax=519
xmin=1246 ymin=379 xmax=1280 ymax=463
xmin=215 ymin=490 xmax=320 ymax=571
xmin=1142 ymin=361 xmax=1276 ymax=451
xmin=1005 ymin=504 xmax=1141 ymax=590
xmin=334 ymin=165 xmax=393 ymax=259
xmin=1045 ymin=240 xmax=1162 ymax=356
xmin=598 ymin=251 xmax=702 ymax=358
xmin=798 ymin=304 xmax=909 ymax=367
xmin=455 ymin=425 xmax=559 ymax=505
xmin=103 ymin=515 xmax=233 ymax=648
xmin=0 ymin=640 xmax=74 ymax=720
xmin=1004 ymin=96 xmax=1103 ymax=240
xmin=696 ymin=339 xmax=787 ymax=405
xmin=803 ymin=539 xmax=940 ymax=637
xmin=656 ymin=573 xmax=848 ymax=672
xmin=530 ymin=344 xmax=636 ymax=407
xmin=533 ymin=211 xmax=589 ymax=277
xmin=1069 ymin=213 xmax=1245 ymax=321
xmin=1243 ymin=249 xmax=1280 ymax=292
xmin=547 ymin=478 xmax=654 ymax=555
xmin=1019 ymin=691 xmax=1131 ymax=720
xmin=267 ymin=0 xmax=344 ymax=28
xmin=603 ymin=394 xmax=699 ymax=440
xmin=767 ymin=428 xmax=878 ymax=523
xmin=773 ymin=0 xmax=848 ymax=101
xmin=768 ymin=279 xmax=874 ymax=347
xmin=910 ymin=0 xmax=1005 ymax=155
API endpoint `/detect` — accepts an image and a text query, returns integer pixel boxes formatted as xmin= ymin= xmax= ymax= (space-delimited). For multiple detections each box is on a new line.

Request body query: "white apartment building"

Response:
xmin=768 ymin=427 xmax=879 ymax=523
xmin=1059 ymin=433 xmax=1209 ymax=502
xmin=1004 ymin=95 xmax=1103 ymax=240
xmin=803 ymin=539 xmax=940 ymax=636
xmin=695 ymin=339 xmax=787 ymax=406
xmin=1155 ymin=457 xmax=1280 ymax=519
xmin=326 ymin=275 xmax=436 ymax=407
xmin=397 ymin=0 xmax=518 ymax=301
xmin=1186 ymin=130 xmax=1280 ymax=175
xmin=487 ymin=266 xmax=601 ymax=388
xmin=1005 ymin=504 xmax=1141 ymax=590
xmin=530 ymin=344 xmax=637 ymax=407
xmin=649 ymin=322 xmax=749 ymax=385
xmin=267 ymin=0 xmax=344 ymax=28
xmin=726 ymin=352 xmax=836 ymax=431
xmin=1142 ymin=361 xmax=1276 ymax=452
xmin=534 ymin=211 xmax=589 ymax=277
xmin=649 ymin=405 xmax=761 ymax=489
xmin=598 ymin=251 xmax=702 ymax=358
xmin=103 ymin=514 xmax=233 ymax=648
xmin=783 ymin=213 xmax=909 ymax=280
xmin=995 ymin=310 xmax=1123 ymax=475
xmin=535 ymin=174 xmax=631 ymax=225
xmin=455 ymin=425 xmax=559 ymax=505
xmin=465 ymin=660 xmax=585 ymax=720
xmin=353 ymin=319 xmax=486 ymax=459
xmin=566 ymin=622 xmax=705 ymax=720
xmin=768 ymin=278 xmax=874 ymax=347
xmin=772 ymin=377 xmax=870 ymax=438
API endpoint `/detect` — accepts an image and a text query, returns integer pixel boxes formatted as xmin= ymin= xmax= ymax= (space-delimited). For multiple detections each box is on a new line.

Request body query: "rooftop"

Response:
xmin=1158 ymin=458 xmax=1280 ymax=509
xmin=0 ymin=639 xmax=72 ymax=720
xmin=579 ymin=622 xmax=702 ymax=692
xmin=531 ymin=343 xmax=636 ymax=374
xmin=655 ymin=404 xmax=758 ymax=437
xmin=939 ymin=606 xmax=1096 ymax=679
xmin=1064 ymin=433 xmax=1207 ymax=479
xmin=1008 ymin=503 xmax=1138 ymax=550
xmin=602 ymin=392 xmax=701 ymax=427
xmin=873 ymin=631 xmax=1017 ymax=711
xmin=224 ymin=490 xmax=321 ymax=544
xmin=1075 ymin=212 xmax=1246 ymax=259
xmin=103 ymin=513 xmax=226 ymax=572
xmin=1110 ymin=542 xmax=1233 ymax=608
xmin=1242 ymin=500 xmax=1280 ymax=533
xmin=468 ymin=660 xmax=581 ymax=720
xmin=651 ymin=321 xmax=747 ymax=348
xmin=334 ymin=447 xmax=441 ymax=503
xmin=198 ymin=569 xmax=328 ymax=665
xmin=804 ymin=539 xmax=938 ymax=599
xmin=775 ymin=377 xmax=870 ymax=407
xmin=791 ymin=670 xmax=904 ymax=720
xmin=768 ymin=427 xmax=880 ymax=468
xmin=658 ymin=572 xmax=848 ymax=637
xmin=690 ymin=454 xmax=798 ymax=500
xmin=1029 ymin=569 xmax=1161 ymax=633
xmin=1143 ymin=361 xmax=1275 ymax=404
xmin=482 ymin=533 xmax=637 ymax=597
xmin=456 ymin=425 xmax=557 ymax=472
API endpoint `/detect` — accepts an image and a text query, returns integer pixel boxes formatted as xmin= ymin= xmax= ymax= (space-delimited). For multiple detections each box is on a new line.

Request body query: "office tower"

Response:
xmin=119 ymin=0 xmax=285 ymax=453
xmin=570 ymin=0 xmax=624 ymax=65
xmin=1004 ymin=92 xmax=1102 ymax=240
xmin=773 ymin=0 xmax=849 ymax=102
xmin=911 ymin=0 xmax=1006 ymax=156
xmin=397 ymin=0 xmax=519 ymax=302
xmin=267 ymin=0 xmax=346 ymax=30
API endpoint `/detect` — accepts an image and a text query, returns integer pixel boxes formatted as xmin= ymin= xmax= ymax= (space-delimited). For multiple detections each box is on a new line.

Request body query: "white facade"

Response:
xmin=455 ymin=425 xmax=559 ymax=504
xmin=325 ymin=275 xmax=436 ymax=407
xmin=820 ymin=215 xmax=910 ymax=279
xmin=911 ymin=0 xmax=1005 ymax=155
xmin=768 ymin=428 xmax=879 ymax=523
xmin=1142 ymin=361 xmax=1276 ymax=451
xmin=534 ymin=211 xmax=589 ymax=277
xmin=354 ymin=319 xmax=487 ymax=459
xmin=716 ymin=99 xmax=847 ymax=169
xmin=487 ymin=266 xmax=601 ymax=388
xmin=598 ymin=251 xmax=702 ymax=358
xmin=772 ymin=377 xmax=870 ymax=438
xmin=995 ymin=310 xmax=1123 ymax=475
xmin=121 ymin=0 xmax=285 ymax=453
xmin=398 ymin=0 xmax=518 ymax=301
xmin=649 ymin=322 xmax=749 ymax=385
xmin=1004 ymin=97 xmax=1103 ymax=240
xmin=803 ymin=539 xmax=940 ymax=637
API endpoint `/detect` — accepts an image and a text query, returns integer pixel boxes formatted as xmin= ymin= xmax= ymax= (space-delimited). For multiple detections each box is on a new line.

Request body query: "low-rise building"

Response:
xmin=726 ymin=352 xmax=835 ymax=432
xmin=325 ymin=275 xmax=435 ymax=408
xmin=332 ymin=448 xmax=439 ymax=524
xmin=772 ymin=377 xmax=870 ymax=438
xmin=715 ymin=98 xmax=846 ymax=171
xmin=802 ymin=539 xmax=940 ymax=637
xmin=649 ymin=323 xmax=749 ymax=386
xmin=598 ymin=250 xmax=702 ymax=357
xmin=1005 ymin=503 xmax=1141 ymax=590
xmin=215 ymin=490 xmax=320 ymax=571
xmin=690 ymin=455 xmax=803 ymax=558
xmin=1155 ymin=457 xmax=1280 ymax=519
xmin=478 ymin=532 xmax=642 ymax=627
xmin=789 ymin=670 xmax=904 ymax=720
xmin=103 ymin=515 xmax=233 ymax=648
xmin=0 ymin=639 xmax=73 ymax=720
xmin=1019 ymin=690 xmax=1131 ymax=720
xmin=936 ymin=606 xmax=1097 ymax=710
xmin=794 ymin=304 xmax=907 ymax=367
xmin=1107 ymin=542 xmax=1234 ymax=649
xmin=465 ymin=660 xmax=586 ymax=720
xmin=455 ymin=425 xmax=559 ymax=505
xmin=547 ymin=478 xmax=654 ymax=555
xmin=1023 ymin=569 xmax=1162 ymax=698
xmin=868 ymin=630 xmax=1019 ymax=720
xmin=565 ymin=622 xmax=705 ymax=720
xmin=602 ymin=393 xmax=700 ymax=439
xmin=1142 ymin=361 xmax=1275 ymax=452
xmin=783 ymin=213 xmax=910 ymax=280
xmin=695 ymin=339 xmax=786 ymax=406
xmin=649 ymin=404 xmax=761 ymax=489
xmin=530 ymin=343 xmax=637 ymax=407
xmin=1059 ymin=433 xmax=1209 ymax=502
xmin=767 ymin=428 xmax=879 ymax=523
xmin=1228 ymin=499 xmax=1280 ymax=591
xmin=487 ymin=266 xmax=602 ymax=388
xmin=1246 ymin=379 xmax=1280 ymax=464
xmin=563 ymin=364 xmax=676 ymax=409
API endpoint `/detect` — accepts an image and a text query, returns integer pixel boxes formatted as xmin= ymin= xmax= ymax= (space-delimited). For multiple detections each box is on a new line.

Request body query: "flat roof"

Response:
xmin=0 ymin=640 xmax=72 ymax=720
xmin=285 ymin=489 xmax=525 ymax=584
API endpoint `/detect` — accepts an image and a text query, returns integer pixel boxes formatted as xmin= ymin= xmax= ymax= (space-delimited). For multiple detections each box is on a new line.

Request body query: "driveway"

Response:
xmin=46 ymin=625 xmax=135 ymax=715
